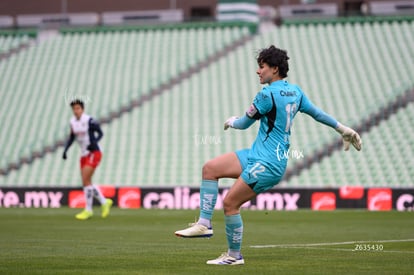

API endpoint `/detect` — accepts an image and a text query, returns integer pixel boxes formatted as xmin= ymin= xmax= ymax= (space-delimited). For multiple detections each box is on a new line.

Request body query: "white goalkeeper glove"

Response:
xmin=224 ymin=116 xmax=238 ymax=130
xmin=336 ymin=123 xmax=362 ymax=151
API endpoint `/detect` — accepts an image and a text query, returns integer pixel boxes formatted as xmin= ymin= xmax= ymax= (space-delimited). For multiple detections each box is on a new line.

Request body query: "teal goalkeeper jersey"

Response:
xmin=246 ymin=79 xmax=337 ymax=167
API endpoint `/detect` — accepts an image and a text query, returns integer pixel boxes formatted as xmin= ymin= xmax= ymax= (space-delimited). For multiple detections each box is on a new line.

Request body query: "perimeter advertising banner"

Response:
xmin=0 ymin=187 xmax=413 ymax=211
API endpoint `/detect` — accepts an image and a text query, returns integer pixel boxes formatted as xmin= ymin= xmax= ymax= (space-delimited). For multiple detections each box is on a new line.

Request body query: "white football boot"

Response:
xmin=174 ymin=223 xmax=213 ymax=238
xmin=206 ymin=252 xmax=244 ymax=265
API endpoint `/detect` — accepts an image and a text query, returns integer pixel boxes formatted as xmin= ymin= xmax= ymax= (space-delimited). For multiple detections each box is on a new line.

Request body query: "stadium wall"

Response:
xmin=0 ymin=187 xmax=413 ymax=211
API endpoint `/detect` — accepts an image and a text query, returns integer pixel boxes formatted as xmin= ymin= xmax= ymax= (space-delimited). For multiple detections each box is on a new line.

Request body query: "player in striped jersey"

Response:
xmin=63 ymin=99 xmax=112 ymax=220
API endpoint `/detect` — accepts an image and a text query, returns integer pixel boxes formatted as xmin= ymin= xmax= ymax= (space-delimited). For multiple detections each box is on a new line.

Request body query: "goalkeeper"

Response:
xmin=175 ymin=45 xmax=362 ymax=265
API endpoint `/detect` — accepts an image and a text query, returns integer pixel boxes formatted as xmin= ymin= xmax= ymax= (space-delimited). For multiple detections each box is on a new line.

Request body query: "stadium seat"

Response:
xmin=0 ymin=20 xmax=413 ymax=187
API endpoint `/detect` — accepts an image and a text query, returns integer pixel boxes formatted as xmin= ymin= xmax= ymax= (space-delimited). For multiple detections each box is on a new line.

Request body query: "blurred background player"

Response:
xmin=175 ymin=45 xmax=362 ymax=265
xmin=63 ymin=99 xmax=112 ymax=220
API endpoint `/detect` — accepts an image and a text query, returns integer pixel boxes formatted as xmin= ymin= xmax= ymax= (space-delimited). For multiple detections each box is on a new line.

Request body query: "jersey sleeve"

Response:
xmin=88 ymin=118 xmax=104 ymax=144
xmin=63 ymin=127 xmax=75 ymax=153
xmin=299 ymin=92 xmax=338 ymax=128
xmin=250 ymin=88 xmax=273 ymax=118
xmin=232 ymin=114 xmax=256 ymax=129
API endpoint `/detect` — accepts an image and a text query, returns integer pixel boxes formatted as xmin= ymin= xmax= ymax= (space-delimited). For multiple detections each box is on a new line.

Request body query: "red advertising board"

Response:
xmin=367 ymin=188 xmax=392 ymax=211
xmin=118 ymin=187 xmax=141 ymax=209
xmin=68 ymin=190 xmax=85 ymax=208
xmin=311 ymin=192 xmax=336 ymax=210
xmin=68 ymin=185 xmax=116 ymax=208
xmin=1 ymin=186 xmax=412 ymax=211
xmin=339 ymin=186 xmax=364 ymax=199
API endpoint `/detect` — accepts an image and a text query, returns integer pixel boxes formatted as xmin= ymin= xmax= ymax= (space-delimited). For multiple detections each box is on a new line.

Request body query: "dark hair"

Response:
xmin=70 ymin=99 xmax=84 ymax=109
xmin=257 ymin=45 xmax=290 ymax=78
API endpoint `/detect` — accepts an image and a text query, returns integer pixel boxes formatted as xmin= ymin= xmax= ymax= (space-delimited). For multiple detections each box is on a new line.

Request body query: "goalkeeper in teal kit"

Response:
xmin=175 ymin=45 xmax=362 ymax=265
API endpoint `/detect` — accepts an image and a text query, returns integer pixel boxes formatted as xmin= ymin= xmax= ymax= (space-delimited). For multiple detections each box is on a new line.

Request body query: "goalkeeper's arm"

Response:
xmin=224 ymin=103 xmax=262 ymax=130
xmin=224 ymin=115 xmax=255 ymax=130
xmin=304 ymin=104 xmax=362 ymax=151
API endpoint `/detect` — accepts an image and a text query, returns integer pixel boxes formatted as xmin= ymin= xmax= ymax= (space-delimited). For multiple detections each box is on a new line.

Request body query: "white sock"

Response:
xmin=197 ymin=217 xmax=211 ymax=228
xmin=84 ymin=186 xmax=94 ymax=212
xmin=91 ymin=185 xmax=107 ymax=205
xmin=228 ymin=249 xmax=241 ymax=259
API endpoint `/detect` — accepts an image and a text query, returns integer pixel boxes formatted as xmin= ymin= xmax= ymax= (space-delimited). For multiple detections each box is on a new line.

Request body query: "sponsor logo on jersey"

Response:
xmin=280 ymin=90 xmax=297 ymax=97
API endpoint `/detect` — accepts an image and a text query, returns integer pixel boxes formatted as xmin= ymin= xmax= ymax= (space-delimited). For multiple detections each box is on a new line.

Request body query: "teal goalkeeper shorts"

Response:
xmin=235 ymin=149 xmax=287 ymax=194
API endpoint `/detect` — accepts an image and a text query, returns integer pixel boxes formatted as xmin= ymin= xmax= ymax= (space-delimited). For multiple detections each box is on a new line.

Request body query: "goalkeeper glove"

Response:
xmin=336 ymin=123 xmax=362 ymax=151
xmin=224 ymin=116 xmax=238 ymax=130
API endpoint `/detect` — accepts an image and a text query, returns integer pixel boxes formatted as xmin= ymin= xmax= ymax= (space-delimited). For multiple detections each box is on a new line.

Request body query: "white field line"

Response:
xmin=250 ymin=238 xmax=414 ymax=249
xmin=277 ymin=246 xmax=414 ymax=254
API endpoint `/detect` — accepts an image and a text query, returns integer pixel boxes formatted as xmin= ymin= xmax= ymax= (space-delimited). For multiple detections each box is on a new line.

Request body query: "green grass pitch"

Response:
xmin=0 ymin=208 xmax=413 ymax=274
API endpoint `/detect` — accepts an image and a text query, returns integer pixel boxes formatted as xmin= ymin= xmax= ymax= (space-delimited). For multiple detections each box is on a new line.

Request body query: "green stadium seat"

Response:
xmin=0 ymin=20 xmax=413 ymax=187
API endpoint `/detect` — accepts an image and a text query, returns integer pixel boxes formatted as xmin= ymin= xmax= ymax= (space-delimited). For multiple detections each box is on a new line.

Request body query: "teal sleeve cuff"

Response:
xmin=232 ymin=114 xmax=256 ymax=129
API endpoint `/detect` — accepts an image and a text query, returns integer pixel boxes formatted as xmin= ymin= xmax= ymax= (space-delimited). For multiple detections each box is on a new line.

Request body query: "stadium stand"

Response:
xmin=0 ymin=23 xmax=253 ymax=186
xmin=0 ymin=17 xmax=413 ymax=187
xmin=216 ymin=0 xmax=260 ymax=23
xmin=0 ymin=33 xmax=33 ymax=57
xmin=286 ymin=101 xmax=414 ymax=187
xmin=0 ymin=35 xmax=23 ymax=54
